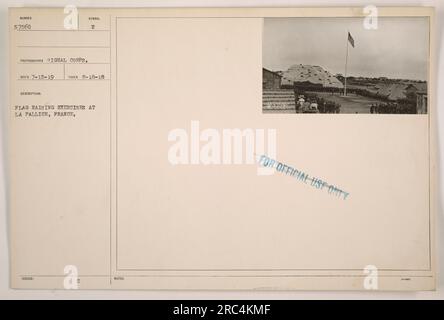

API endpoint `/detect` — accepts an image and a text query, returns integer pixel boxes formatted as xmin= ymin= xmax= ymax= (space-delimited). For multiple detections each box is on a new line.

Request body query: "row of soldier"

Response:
xmin=370 ymin=102 xmax=416 ymax=114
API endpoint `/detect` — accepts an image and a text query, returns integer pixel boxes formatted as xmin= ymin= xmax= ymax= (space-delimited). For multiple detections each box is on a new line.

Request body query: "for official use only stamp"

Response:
xmin=257 ymin=154 xmax=350 ymax=200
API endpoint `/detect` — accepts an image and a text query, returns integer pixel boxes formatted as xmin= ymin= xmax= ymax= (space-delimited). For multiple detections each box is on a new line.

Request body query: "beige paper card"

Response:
xmin=9 ymin=7 xmax=436 ymax=290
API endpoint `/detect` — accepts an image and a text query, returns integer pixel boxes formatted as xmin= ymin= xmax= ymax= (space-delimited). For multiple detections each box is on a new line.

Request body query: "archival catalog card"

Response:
xmin=9 ymin=7 xmax=436 ymax=290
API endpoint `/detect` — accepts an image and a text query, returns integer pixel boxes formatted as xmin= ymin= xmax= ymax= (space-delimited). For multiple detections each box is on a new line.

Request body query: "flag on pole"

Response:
xmin=348 ymin=32 xmax=355 ymax=48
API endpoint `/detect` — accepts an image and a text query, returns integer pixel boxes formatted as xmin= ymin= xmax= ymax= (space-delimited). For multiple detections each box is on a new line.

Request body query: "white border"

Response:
xmin=1 ymin=0 xmax=443 ymax=299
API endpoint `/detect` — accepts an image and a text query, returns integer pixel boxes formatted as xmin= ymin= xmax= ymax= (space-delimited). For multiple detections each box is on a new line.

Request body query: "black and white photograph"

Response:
xmin=263 ymin=17 xmax=429 ymax=114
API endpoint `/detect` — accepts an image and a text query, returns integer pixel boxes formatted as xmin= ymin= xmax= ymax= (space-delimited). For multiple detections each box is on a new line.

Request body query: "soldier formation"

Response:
xmin=370 ymin=102 xmax=416 ymax=114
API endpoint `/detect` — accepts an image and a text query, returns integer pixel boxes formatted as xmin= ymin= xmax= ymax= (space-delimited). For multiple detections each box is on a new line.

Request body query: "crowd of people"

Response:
xmin=296 ymin=94 xmax=341 ymax=113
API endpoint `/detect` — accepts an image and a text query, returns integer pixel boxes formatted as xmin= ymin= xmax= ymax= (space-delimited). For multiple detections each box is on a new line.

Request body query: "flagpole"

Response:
xmin=344 ymin=32 xmax=349 ymax=96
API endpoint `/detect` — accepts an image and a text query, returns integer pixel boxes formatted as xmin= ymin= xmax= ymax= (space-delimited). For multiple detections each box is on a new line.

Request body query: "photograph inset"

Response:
xmin=262 ymin=17 xmax=429 ymax=114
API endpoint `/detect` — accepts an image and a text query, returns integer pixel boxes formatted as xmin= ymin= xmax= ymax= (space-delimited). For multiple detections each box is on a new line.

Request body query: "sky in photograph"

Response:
xmin=263 ymin=17 xmax=429 ymax=81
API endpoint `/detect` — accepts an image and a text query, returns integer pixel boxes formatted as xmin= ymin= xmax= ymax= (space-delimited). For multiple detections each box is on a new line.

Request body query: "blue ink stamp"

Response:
xmin=258 ymin=154 xmax=350 ymax=200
